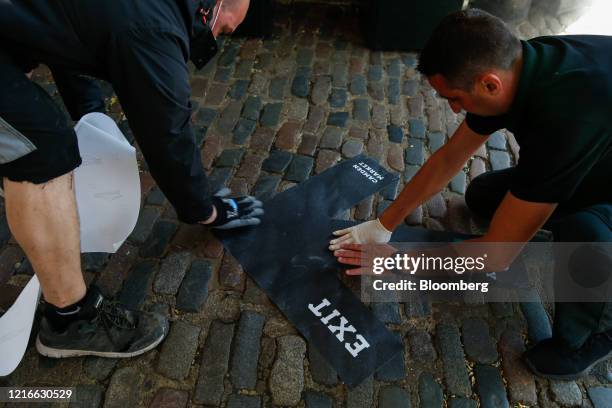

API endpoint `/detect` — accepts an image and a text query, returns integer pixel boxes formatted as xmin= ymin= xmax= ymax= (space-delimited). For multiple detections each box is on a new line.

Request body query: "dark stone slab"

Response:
xmin=252 ymin=174 xmax=281 ymax=200
xmin=230 ymin=311 xmax=266 ymax=389
xmin=242 ymin=95 xmax=262 ymax=121
xmin=407 ymin=328 xmax=437 ymax=364
xmin=208 ymin=167 xmax=233 ymax=191
xmin=286 ymin=155 xmax=314 ymax=182
xmin=418 ymin=372 xmax=444 ymax=408
xmin=146 ymin=186 xmax=166 ymax=206
xmin=219 ymin=44 xmax=240 ymax=66
xmin=214 ymin=67 xmax=232 ymax=83
xmin=347 ymin=376 xmax=373 ymax=408
xmin=104 ymin=367 xmax=143 ymax=408
xmin=436 ymin=324 xmax=471 ymax=396
xmin=176 ymin=260 xmax=212 ymax=312
xmin=551 ymin=381 xmax=582 ymax=406
xmin=330 ymin=88 xmax=348 ymax=108
xmin=139 ymin=220 xmax=178 ymax=258
xmin=304 ymin=391 xmax=333 ymax=408
xmin=449 ymin=398 xmax=478 ymax=408
xmin=263 ymin=150 xmax=293 ymax=173
xmin=320 ymin=127 xmax=344 ymax=149
xmin=387 ymin=125 xmax=404 ymax=143
xmin=194 ymin=321 xmax=235 ymax=405
xmin=153 ymin=251 xmax=191 ymax=295
xmin=402 ymin=79 xmax=419 ymax=96
xmin=327 ymin=111 xmax=349 ymax=127
xmin=218 ymin=101 xmax=242 ymax=133
xmin=350 ymin=74 xmax=367 ymax=95
xmin=353 ymin=99 xmax=370 ymax=121
xmin=129 ymin=206 xmax=162 ymax=244
xmin=405 ymin=139 xmax=425 ymax=165
xmin=84 ymin=358 xmax=117 ymax=381
xmin=149 ymin=388 xmax=189 ymax=408
xmin=342 ymin=139 xmax=364 ymax=158
xmin=297 ymin=48 xmax=314 ymax=66
xmin=404 ymin=165 xmax=420 ymax=183
xmin=260 ymin=103 xmax=283 ymax=127
xmin=462 ymin=318 xmax=498 ymax=364
xmin=70 ymin=384 xmax=104 ymax=408
xmin=233 ymin=118 xmax=257 ymax=144
xmin=216 ymin=148 xmax=245 ymax=167
xmin=588 ymin=387 xmax=612 ymax=408
xmin=409 ymin=119 xmax=426 ymax=139
xmin=367 ymin=65 xmax=383 ymax=82
xmin=474 ymin=365 xmax=510 ymax=408
xmin=292 ymin=75 xmax=310 ymax=98
xmin=195 ymin=107 xmax=218 ymax=127
xmin=388 ymin=59 xmax=402 ymax=77
xmin=379 ymin=386 xmax=411 ymax=408
xmin=118 ymin=261 xmax=156 ymax=310
xmin=227 ymin=394 xmax=261 ymax=408
xmin=269 ymin=76 xmax=288 ymax=100
xmin=157 ymin=320 xmax=201 ymax=380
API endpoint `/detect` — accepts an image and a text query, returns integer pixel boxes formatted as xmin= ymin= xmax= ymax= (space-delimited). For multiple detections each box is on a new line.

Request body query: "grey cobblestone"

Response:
xmin=129 ymin=207 xmax=162 ymax=244
xmin=233 ymin=119 xmax=256 ymax=145
xmin=292 ymin=74 xmax=310 ymax=98
xmin=270 ymin=335 xmax=306 ymax=406
xmin=84 ymin=358 xmax=117 ymax=382
xmin=218 ymin=100 xmax=242 ymax=133
xmin=402 ymin=79 xmax=419 ymax=96
xmin=436 ymin=324 xmax=471 ymax=397
xmin=208 ymin=167 xmax=233 ymax=190
xmin=330 ymin=88 xmax=347 ymax=108
xmin=153 ymin=251 xmax=191 ymax=295
xmin=388 ymin=78 xmax=401 ymax=105
xmin=499 ymin=329 xmax=537 ymax=405
xmin=342 ymin=139 xmax=364 ymax=158
xmin=353 ymin=99 xmax=370 ymax=122
xmin=260 ymin=102 xmax=283 ymax=127
xmin=588 ymin=387 xmax=612 ymax=408
xmin=72 ymin=384 xmax=104 ymax=408
xmin=551 ymin=381 xmax=583 ymax=407
xmin=418 ymin=373 xmax=444 ymax=408
xmin=311 ymin=76 xmax=332 ymax=105
xmin=327 ymin=111 xmax=349 ymax=127
xmin=368 ymin=81 xmax=385 ymax=101
xmin=230 ymin=311 xmax=266 ymax=389
xmin=304 ymin=391 xmax=333 ymax=408
xmin=270 ymin=76 xmax=288 ymax=100
xmin=216 ymin=148 xmax=245 ymax=167
xmin=409 ymin=119 xmax=426 ymax=139
xmin=387 ymin=125 xmax=404 ymax=143
xmin=316 ymin=150 xmax=341 ymax=174
xmin=194 ymin=321 xmax=235 ymax=406
xmin=157 ymin=320 xmax=200 ymax=380
xmin=350 ymin=74 xmax=367 ymax=95
xmin=104 ymin=367 xmax=143 ymax=408
xmin=408 ymin=328 xmax=437 ymax=364
xmin=462 ymin=318 xmax=498 ymax=364
xmin=379 ymin=386 xmax=411 ymax=408
xmin=372 ymin=104 xmax=387 ymax=129
xmin=449 ymin=398 xmax=477 ymax=408
xmin=474 ymin=365 xmax=509 ymax=408
xmin=347 ymin=375 xmax=373 ymax=408
xmin=118 ymin=260 xmax=156 ymax=310
xmin=288 ymin=98 xmax=309 ymax=120
xmin=428 ymin=132 xmax=446 ymax=153
xmin=176 ymin=259 xmax=212 ymax=312
xmin=227 ymin=394 xmax=261 ymax=408
xmin=149 ymin=389 xmax=189 ymax=408
xmin=286 ymin=154 xmax=314 ymax=182
xmin=252 ymin=174 xmax=281 ymax=200
xmin=242 ymin=95 xmax=262 ymax=121
xmin=320 ymin=127 xmax=344 ymax=149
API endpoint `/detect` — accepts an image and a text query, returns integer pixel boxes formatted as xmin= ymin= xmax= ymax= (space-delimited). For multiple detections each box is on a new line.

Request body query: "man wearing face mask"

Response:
xmin=0 ymin=0 xmax=256 ymax=358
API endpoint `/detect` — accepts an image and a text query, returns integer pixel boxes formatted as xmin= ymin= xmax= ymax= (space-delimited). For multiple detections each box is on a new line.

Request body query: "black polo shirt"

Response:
xmin=466 ymin=35 xmax=612 ymax=209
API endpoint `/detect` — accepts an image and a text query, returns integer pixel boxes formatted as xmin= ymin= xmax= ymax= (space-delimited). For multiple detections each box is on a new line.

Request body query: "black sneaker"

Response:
xmin=35 ymin=290 xmax=168 ymax=358
xmin=523 ymin=331 xmax=612 ymax=380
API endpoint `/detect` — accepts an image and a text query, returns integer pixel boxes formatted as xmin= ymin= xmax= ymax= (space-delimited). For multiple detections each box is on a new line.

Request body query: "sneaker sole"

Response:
xmin=35 ymin=329 xmax=167 ymax=359
xmin=523 ymin=349 xmax=612 ymax=380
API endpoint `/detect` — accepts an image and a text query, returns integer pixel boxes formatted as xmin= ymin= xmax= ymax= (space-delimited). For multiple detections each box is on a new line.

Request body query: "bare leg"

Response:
xmin=3 ymin=173 xmax=85 ymax=307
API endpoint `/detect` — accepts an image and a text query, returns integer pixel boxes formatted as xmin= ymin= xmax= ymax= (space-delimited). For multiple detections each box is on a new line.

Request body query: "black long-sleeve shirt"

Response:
xmin=0 ymin=0 xmax=215 ymax=223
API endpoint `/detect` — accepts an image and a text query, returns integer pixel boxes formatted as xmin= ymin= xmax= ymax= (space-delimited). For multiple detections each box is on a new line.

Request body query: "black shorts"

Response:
xmin=0 ymin=50 xmax=82 ymax=184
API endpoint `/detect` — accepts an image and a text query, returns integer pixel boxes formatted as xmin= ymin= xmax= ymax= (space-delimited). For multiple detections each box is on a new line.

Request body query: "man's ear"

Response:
xmin=479 ymin=73 xmax=503 ymax=96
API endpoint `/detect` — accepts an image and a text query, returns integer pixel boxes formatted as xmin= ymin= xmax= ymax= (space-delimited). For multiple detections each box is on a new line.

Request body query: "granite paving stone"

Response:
xmin=462 ymin=318 xmax=498 ymax=364
xmin=320 ymin=126 xmax=344 ymax=149
xmin=292 ymin=74 xmax=310 ymax=97
xmin=84 ymin=358 xmax=117 ymax=382
xmin=332 ymin=63 xmax=348 ymax=87
xmin=275 ymin=121 xmax=302 ymax=150
xmin=118 ymin=261 xmax=156 ymax=310
xmin=252 ymin=174 xmax=281 ymax=200
xmin=235 ymin=59 xmax=254 ymax=78
xmin=450 ymin=171 xmax=467 ymax=194
xmin=230 ymin=311 xmax=266 ymax=389
xmin=588 ymin=387 xmax=612 ymax=408
xmin=218 ymin=100 xmax=242 ymax=133
xmin=269 ymin=76 xmax=288 ymax=99
xmin=489 ymin=150 xmax=511 ymax=171
xmin=405 ymin=139 xmax=425 ymax=165
xmin=407 ymin=328 xmax=437 ymax=364
xmin=153 ymin=251 xmax=191 ymax=295
xmin=233 ymin=118 xmax=257 ymax=145
xmin=129 ymin=207 xmax=162 ymax=244
xmin=436 ymin=324 xmax=471 ymax=396
xmin=330 ymin=88 xmax=347 ymax=108
xmin=315 ymin=150 xmax=341 ymax=174
xmin=388 ymin=58 xmax=402 ymax=77
xmin=249 ymin=127 xmax=275 ymax=152
xmin=304 ymin=391 xmax=333 ymax=408
xmin=350 ymin=74 xmax=367 ymax=95
xmin=214 ymin=67 xmax=232 ymax=82
xmin=353 ymin=99 xmax=370 ymax=122
xmin=311 ymin=76 xmax=332 ymax=105
xmin=409 ymin=119 xmax=426 ymax=139
xmin=368 ymin=81 xmax=385 ymax=101
xmin=367 ymin=65 xmax=383 ymax=82
xmin=194 ymin=321 xmax=235 ymax=406
xmin=487 ymin=131 xmax=507 ymax=150
xmin=308 ymin=344 xmax=338 ymax=385
xmin=270 ymin=335 xmax=307 ymax=406
xmin=288 ymin=98 xmax=309 ymax=120
xmin=235 ymin=152 xmax=265 ymax=184
xmin=428 ymin=132 xmax=446 ymax=153
xmin=149 ymin=389 xmax=189 ymax=408
xmin=342 ymin=139 xmax=364 ymax=158
xmin=551 ymin=381 xmax=582 ymax=407
xmin=449 ymin=398 xmax=478 ymax=408
xmin=499 ymin=329 xmax=537 ymax=405
xmin=263 ymin=150 xmax=293 ymax=173
xmin=286 ymin=154 xmax=314 ymax=182
xmin=327 ymin=111 xmax=349 ymax=127
xmin=260 ymin=102 xmax=283 ymax=127
xmin=207 ymin=167 xmax=233 ymax=190
xmin=304 ymin=105 xmax=325 ymax=133
xmin=474 ymin=365 xmax=510 ymax=408
xmin=387 ymin=125 xmax=404 ymax=143
xmin=372 ymin=104 xmax=387 ymax=128
xmin=205 ymin=83 xmax=228 ymax=105
xmin=419 ymin=373 xmax=444 ymax=408
xmin=216 ymin=148 xmax=245 ymax=167
xmin=104 ymin=367 xmax=143 ymax=408
xmin=157 ymin=320 xmax=200 ymax=380
xmin=379 ymin=386 xmax=411 ymax=408
xmin=242 ymin=95 xmax=262 ymax=121
xmin=388 ymin=78 xmax=401 ymax=105
xmin=226 ymin=395 xmax=261 ymax=408
xmin=298 ymin=133 xmax=319 ymax=156
xmin=402 ymin=79 xmax=419 ymax=96
xmin=72 ymin=384 xmax=104 ymax=408
xmin=404 ymin=164 xmax=420 ymax=183
xmin=176 ymin=260 xmax=212 ymax=312
xmin=219 ymin=253 xmax=245 ymax=289
xmin=347 ymin=376 xmax=373 ymax=408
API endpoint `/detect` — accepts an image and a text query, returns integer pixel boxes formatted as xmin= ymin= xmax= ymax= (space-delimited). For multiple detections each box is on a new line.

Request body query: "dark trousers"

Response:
xmin=465 ymin=168 xmax=612 ymax=349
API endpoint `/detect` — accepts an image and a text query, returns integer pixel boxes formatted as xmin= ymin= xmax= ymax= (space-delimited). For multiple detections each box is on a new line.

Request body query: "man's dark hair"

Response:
xmin=417 ymin=8 xmax=521 ymax=90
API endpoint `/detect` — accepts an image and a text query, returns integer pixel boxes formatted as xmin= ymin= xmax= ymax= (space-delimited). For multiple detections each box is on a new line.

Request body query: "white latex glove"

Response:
xmin=328 ymin=219 xmax=392 ymax=250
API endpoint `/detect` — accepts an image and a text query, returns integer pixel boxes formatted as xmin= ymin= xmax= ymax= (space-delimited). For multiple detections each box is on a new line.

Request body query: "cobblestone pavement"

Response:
xmin=1 ymin=4 xmax=611 ymax=408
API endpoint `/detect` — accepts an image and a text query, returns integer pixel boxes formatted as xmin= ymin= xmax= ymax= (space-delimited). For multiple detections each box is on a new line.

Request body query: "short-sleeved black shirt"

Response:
xmin=466 ymin=35 xmax=612 ymax=209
